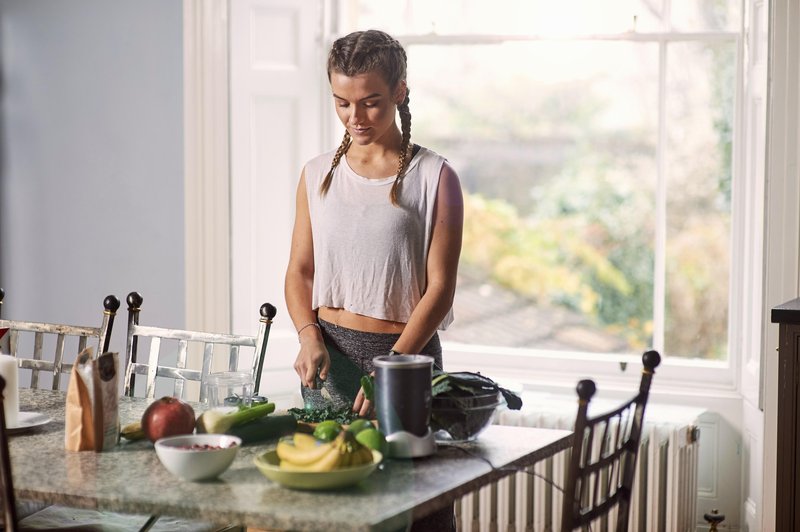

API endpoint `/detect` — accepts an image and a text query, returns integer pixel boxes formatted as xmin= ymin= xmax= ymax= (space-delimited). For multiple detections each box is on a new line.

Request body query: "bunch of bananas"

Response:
xmin=276 ymin=431 xmax=374 ymax=472
xmin=120 ymin=421 xmax=146 ymax=441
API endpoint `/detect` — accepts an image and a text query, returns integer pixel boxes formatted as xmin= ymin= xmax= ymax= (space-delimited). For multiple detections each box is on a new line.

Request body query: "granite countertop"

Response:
xmin=10 ymin=389 xmax=571 ymax=531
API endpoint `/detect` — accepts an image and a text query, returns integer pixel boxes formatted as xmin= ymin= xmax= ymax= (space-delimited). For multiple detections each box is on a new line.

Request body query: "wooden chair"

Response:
xmin=123 ymin=292 xmax=276 ymax=401
xmin=0 ymin=289 xmax=119 ymax=390
xmin=561 ymin=350 xmax=661 ymax=532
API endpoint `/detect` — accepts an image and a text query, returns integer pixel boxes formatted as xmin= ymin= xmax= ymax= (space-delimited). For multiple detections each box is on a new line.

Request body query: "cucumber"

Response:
xmin=226 ymin=414 xmax=298 ymax=445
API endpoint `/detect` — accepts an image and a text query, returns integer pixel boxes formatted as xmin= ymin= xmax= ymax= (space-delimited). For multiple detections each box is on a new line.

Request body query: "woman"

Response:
xmin=285 ymin=29 xmax=463 ymax=419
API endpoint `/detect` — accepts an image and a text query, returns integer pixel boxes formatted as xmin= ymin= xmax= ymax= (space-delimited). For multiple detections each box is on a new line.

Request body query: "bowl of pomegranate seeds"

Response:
xmin=154 ymin=434 xmax=242 ymax=481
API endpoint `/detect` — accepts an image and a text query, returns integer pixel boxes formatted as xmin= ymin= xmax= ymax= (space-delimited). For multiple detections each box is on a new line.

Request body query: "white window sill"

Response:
xmin=441 ymin=340 xmax=740 ymax=402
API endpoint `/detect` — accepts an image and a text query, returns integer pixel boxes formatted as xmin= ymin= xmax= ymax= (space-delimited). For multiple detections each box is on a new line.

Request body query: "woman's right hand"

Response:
xmin=294 ymin=334 xmax=331 ymax=389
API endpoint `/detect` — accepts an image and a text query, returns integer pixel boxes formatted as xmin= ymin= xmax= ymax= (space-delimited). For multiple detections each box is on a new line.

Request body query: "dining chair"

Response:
xmin=0 ymin=289 xmax=120 ymax=391
xmin=0 ymin=291 xmax=182 ymax=530
xmin=0 ymin=374 xmax=115 ymax=532
xmin=123 ymin=291 xmax=277 ymax=401
xmin=120 ymin=291 xmax=276 ymax=532
xmin=560 ymin=350 xmax=661 ymax=532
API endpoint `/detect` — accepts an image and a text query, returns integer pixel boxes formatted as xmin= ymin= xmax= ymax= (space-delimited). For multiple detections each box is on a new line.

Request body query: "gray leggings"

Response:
xmin=318 ymin=318 xmax=443 ymax=372
xmin=300 ymin=319 xmax=443 ymax=410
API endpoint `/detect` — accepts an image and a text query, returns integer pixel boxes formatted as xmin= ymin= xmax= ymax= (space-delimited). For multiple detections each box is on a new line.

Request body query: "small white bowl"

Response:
xmin=154 ymin=434 xmax=241 ymax=481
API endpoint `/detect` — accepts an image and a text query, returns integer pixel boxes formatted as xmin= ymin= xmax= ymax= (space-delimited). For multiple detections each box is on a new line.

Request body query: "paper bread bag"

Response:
xmin=65 ymin=347 xmax=120 ymax=451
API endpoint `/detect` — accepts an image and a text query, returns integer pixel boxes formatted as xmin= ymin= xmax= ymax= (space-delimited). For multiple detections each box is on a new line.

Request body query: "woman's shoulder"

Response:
xmin=414 ymin=144 xmax=443 ymax=161
xmin=416 ymin=145 xmax=453 ymax=166
xmin=303 ymin=149 xmax=338 ymax=183
xmin=410 ymin=145 xmax=453 ymax=178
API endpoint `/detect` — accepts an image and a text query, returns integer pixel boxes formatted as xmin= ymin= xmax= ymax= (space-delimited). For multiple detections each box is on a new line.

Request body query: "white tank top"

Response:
xmin=304 ymin=145 xmax=454 ymax=330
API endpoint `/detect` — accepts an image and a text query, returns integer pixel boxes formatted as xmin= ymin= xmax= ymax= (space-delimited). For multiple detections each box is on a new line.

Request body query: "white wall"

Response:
xmin=0 ymin=0 xmax=186 ymax=355
xmin=228 ymin=0 xmax=327 ymax=406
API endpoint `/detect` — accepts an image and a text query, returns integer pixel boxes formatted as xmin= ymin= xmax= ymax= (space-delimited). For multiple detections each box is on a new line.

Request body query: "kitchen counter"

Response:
xmin=11 ymin=388 xmax=572 ymax=531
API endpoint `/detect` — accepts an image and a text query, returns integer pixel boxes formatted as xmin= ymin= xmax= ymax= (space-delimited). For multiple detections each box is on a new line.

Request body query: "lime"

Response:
xmin=313 ymin=420 xmax=342 ymax=442
xmin=347 ymin=418 xmax=375 ymax=435
xmin=315 ymin=419 xmax=341 ymax=431
xmin=355 ymin=428 xmax=386 ymax=453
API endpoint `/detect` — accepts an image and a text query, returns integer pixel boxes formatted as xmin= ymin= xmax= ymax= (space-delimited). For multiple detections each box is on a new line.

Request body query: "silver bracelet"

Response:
xmin=297 ymin=322 xmax=321 ymax=338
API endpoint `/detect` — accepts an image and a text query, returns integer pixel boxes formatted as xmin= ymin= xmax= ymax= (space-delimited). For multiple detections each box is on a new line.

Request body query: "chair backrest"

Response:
xmin=561 ymin=350 xmax=661 ymax=532
xmin=123 ymin=292 xmax=277 ymax=401
xmin=0 ymin=289 xmax=120 ymax=391
xmin=0 ymin=375 xmax=18 ymax=530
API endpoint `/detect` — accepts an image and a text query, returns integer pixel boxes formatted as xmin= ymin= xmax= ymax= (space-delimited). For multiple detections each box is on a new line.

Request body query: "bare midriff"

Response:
xmin=317 ymin=307 xmax=406 ymax=334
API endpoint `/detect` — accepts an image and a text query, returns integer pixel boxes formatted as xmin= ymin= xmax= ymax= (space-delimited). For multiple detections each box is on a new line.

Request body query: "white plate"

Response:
xmin=7 ymin=412 xmax=52 ymax=434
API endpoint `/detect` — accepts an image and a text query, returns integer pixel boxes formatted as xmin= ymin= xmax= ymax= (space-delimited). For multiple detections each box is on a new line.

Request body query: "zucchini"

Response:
xmin=226 ymin=414 xmax=298 ymax=445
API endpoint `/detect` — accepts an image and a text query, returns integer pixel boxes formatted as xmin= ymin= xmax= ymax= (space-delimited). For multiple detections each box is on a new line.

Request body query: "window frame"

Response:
xmin=328 ymin=22 xmax=748 ymax=392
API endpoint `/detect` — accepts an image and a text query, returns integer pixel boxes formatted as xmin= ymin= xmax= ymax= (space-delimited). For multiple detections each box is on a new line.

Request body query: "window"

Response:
xmin=339 ymin=0 xmax=740 ymax=363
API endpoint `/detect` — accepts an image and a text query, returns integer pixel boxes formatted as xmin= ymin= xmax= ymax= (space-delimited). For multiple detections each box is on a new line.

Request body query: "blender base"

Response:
xmin=385 ymin=428 xmax=437 ymax=458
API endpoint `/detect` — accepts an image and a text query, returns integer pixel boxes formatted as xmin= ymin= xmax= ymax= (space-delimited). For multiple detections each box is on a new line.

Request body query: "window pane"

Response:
xmin=405 ymin=42 xmax=660 ymax=354
xmin=670 ymin=0 xmax=740 ymax=32
xmin=349 ymin=0 xmax=666 ymax=35
xmin=664 ymin=41 xmax=734 ymax=359
xmin=338 ymin=6 xmax=738 ymax=361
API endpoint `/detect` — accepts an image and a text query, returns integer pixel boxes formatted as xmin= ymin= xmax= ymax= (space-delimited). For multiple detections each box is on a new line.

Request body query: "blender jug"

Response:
xmin=374 ymin=354 xmax=436 ymax=458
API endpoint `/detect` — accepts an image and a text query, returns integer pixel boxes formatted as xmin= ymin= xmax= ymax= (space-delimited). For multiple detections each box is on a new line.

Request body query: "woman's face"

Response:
xmin=330 ymin=70 xmax=405 ymax=147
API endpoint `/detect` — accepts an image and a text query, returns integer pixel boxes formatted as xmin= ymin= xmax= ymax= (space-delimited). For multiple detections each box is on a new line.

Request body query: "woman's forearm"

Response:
xmin=392 ymin=280 xmax=456 ymax=354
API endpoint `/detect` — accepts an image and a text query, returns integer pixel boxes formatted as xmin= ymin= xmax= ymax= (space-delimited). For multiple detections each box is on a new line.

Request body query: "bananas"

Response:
xmin=279 ymin=440 xmax=344 ymax=472
xmin=276 ymin=433 xmax=335 ymax=466
xmin=276 ymin=431 xmax=374 ymax=472
xmin=351 ymin=444 xmax=374 ymax=467
xmin=120 ymin=421 xmax=146 ymax=441
xmin=292 ymin=432 xmax=320 ymax=451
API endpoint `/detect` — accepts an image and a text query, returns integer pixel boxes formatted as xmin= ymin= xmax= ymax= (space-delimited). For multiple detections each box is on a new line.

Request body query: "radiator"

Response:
xmin=455 ymin=404 xmax=700 ymax=532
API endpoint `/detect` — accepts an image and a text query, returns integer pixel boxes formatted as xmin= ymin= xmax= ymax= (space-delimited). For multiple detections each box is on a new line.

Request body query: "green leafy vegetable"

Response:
xmin=431 ymin=370 xmax=523 ymax=410
xmin=288 ymin=405 xmax=361 ymax=425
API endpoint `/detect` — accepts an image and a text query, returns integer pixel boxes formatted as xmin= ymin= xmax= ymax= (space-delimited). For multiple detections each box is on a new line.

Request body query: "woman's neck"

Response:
xmin=349 ymin=127 xmax=403 ymax=160
xmin=345 ymin=128 xmax=405 ymax=179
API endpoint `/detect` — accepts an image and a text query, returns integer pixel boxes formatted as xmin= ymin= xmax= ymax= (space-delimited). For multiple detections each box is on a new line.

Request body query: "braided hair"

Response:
xmin=320 ymin=30 xmax=412 ymax=206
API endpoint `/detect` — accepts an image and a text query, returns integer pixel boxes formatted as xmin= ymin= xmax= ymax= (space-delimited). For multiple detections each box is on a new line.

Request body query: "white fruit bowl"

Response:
xmin=154 ymin=434 xmax=241 ymax=481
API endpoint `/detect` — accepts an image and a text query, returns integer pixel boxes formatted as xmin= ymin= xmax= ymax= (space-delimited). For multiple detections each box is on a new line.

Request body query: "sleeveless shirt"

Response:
xmin=304 ymin=146 xmax=454 ymax=330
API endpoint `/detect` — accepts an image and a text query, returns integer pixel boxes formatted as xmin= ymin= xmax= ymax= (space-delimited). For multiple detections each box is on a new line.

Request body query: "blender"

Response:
xmin=373 ymin=354 xmax=437 ymax=458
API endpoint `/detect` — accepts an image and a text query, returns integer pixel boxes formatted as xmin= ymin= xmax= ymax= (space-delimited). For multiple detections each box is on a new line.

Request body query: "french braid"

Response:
xmin=390 ymin=89 xmax=412 ymax=205
xmin=320 ymin=132 xmax=351 ymax=197
xmin=323 ymin=30 xmax=411 ymax=206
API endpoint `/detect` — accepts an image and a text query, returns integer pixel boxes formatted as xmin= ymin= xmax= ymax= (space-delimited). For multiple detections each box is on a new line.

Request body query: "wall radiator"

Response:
xmin=456 ymin=406 xmax=700 ymax=532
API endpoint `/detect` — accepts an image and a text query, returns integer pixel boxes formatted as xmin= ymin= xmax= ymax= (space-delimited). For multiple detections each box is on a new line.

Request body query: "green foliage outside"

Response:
xmin=461 ymin=154 xmax=656 ymax=352
xmin=413 ymin=39 xmax=733 ymax=359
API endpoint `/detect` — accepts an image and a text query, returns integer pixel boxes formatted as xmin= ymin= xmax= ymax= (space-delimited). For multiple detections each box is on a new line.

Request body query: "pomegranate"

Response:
xmin=141 ymin=396 xmax=196 ymax=443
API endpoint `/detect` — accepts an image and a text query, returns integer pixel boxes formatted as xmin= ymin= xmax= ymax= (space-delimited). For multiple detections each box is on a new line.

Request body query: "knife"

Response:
xmin=301 ymin=343 xmax=364 ymax=411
